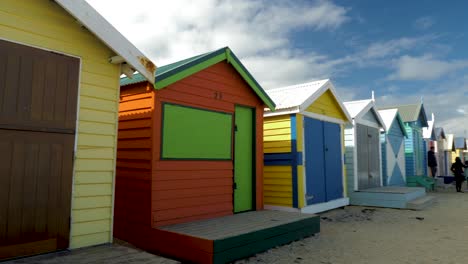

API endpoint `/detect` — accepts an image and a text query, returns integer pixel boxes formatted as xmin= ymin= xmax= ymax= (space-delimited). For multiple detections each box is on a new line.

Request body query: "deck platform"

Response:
xmin=349 ymin=186 xmax=436 ymax=210
xmin=155 ymin=210 xmax=320 ymax=264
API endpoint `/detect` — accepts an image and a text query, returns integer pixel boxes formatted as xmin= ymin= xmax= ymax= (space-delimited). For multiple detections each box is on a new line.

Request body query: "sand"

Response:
xmin=236 ymin=189 xmax=468 ymax=264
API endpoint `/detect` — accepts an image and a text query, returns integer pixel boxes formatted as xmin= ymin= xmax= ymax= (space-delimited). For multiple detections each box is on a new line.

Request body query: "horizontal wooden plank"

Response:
xmin=74 ymin=171 xmax=113 ymax=184
xmin=70 ymin=231 xmax=110 ymax=249
xmin=80 ymin=84 xmax=118 ymax=101
xmin=79 ymin=121 xmax=116 ymax=136
xmin=154 ymin=161 xmax=232 ymax=171
xmin=264 ymin=197 xmax=293 ymax=206
xmin=73 ymin=196 xmax=112 ymax=210
xmin=118 ymin=128 xmax=152 ymax=139
xmin=158 ymin=89 xmax=233 ymax=113
xmin=117 ymin=138 xmax=152 ymax=149
xmin=80 ymin=95 xmax=117 ymax=112
xmin=263 ymin=128 xmax=291 ymax=136
xmin=118 ymin=119 xmax=152 ymax=130
xmin=78 ymin=134 xmax=115 ymax=147
xmin=153 ymin=194 xmax=232 ymax=211
xmin=117 ymin=150 xmax=152 ymax=160
xmin=118 ymin=110 xmax=153 ymax=120
xmin=71 ymin=219 xmax=111 ymax=236
xmin=155 ymin=211 xmax=232 ymax=228
xmin=116 ymin=170 xmax=151 ymax=180
xmin=264 ymin=178 xmax=292 ymax=186
xmin=81 ymin=71 xmax=118 ymax=89
xmin=152 ymin=186 xmax=233 ymax=201
xmin=74 ymin=158 xmax=114 ymax=171
xmin=72 ymin=208 xmax=112 ymax=223
xmin=263 ymin=166 xmax=292 ymax=172
xmin=79 ymin=109 xmax=116 ymax=124
xmin=119 ymin=97 xmax=153 ymax=112
xmin=264 ymin=185 xmax=293 ymax=192
xmin=152 ymin=169 xmax=232 ymax=180
xmin=74 ymin=183 xmax=113 ymax=197
xmin=116 ymin=160 xmax=151 ymax=170
xmin=152 ymin=178 xmax=232 ymax=191
xmin=153 ymin=202 xmax=232 ymax=222
xmin=76 ymin=147 xmax=115 ymax=159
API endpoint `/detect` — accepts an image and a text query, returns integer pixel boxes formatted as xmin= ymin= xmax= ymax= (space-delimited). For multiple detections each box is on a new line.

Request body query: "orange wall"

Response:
xmin=151 ymin=61 xmax=264 ymax=227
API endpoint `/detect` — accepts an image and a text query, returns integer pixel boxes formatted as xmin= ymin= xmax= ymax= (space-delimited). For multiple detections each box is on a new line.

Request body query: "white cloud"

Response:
xmin=414 ymin=16 xmax=435 ymax=30
xmin=388 ymin=55 xmax=468 ymax=81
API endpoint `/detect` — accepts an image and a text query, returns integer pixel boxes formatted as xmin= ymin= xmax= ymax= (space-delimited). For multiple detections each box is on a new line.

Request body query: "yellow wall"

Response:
xmin=1 ymin=1 xmax=121 ymax=248
xmin=264 ymin=115 xmax=291 ymax=153
xmin=263 ymin=115 xmax=293 ymax=206
xmin=306 ymin=90 xmax=347 ymax=121
xmin=296 ymin=114 xmax=305 ymax=208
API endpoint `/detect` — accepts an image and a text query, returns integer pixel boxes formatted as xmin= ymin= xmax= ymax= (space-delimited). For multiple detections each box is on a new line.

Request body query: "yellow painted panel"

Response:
xmin=71 ymin=220 xmax=111 ymax=236
xmin=74 ymin=184 xmax=113 ymax=197
xmin=264 ymin=178 xmax=292 ymax=186
xmin=306 ymin=90 xmax=347 ymax=121
xmin=76 ymin=147 xmax=115 ymax=160
xmin=264 ymin=197 xmax=292 ymax=207
xmin=74 ymin=172 xmax=114 ymax=185
xmin=78 ymin=134 xmax=115 ymax=147
xmin=81 ymin=84 xmax=118 ymax=101
xmin=264 ymin=166 xmax=292 ymax=172
xmin=72 ymin=208 xmax=112 ymax=223
xmin=73 ymin=196 xmax=113 ymax=210
xmin=79 ymin=121 xmax=116 ymax=136
xmin=80 ymin=96 xmax=117 ymax=113
xmin=297 ymin=165 xmax=305 ymax=208
xmin=264 ymin=128 xmax=291 ymax=136
xmin=79 ymin=109 xmax=117 ymax=124
xmin=70 ymin=232 xmax=110 ymax=249
xmin=264 ymin=172 xmax=293 ymax=179
xmin=74 ymin=159 xmax=114 ymax=172
xmin=264 ymin=135 xmax=291 ymax=142
xmin=264 ymin=185 xmax=293 ymax=192
xmin=81 ymin=71 xmax=118 ymax=89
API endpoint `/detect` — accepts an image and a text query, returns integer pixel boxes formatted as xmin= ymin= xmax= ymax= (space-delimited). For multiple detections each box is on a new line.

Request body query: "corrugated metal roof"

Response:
xmin=379 ymin=104 xmax=421 ymax=122
xmin=265 ymin=79 xmax=329 ymax=111
xmin=454 ymin=137 xmax=467 ymax=150
xmin=343 ymin=99 xmax=373 ymax=118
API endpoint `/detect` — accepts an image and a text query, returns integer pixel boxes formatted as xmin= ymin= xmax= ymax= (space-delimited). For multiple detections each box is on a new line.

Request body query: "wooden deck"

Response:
xmin=156 ymin=210 xmax=320 ymax=264
xmin=349 ymin=186 xmax=435 ymax=209
xmin=2 ymin=243 xmax=177 ymax=264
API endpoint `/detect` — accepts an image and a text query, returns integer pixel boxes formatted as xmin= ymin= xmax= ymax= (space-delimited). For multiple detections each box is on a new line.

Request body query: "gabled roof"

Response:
xmin=377 ymin=109 xmax=407 ymax=137
xmin=56 ymin=0 xmax=156 ymax=83
xmin=344 ymin=99 xmax=386 ymax=130
xmin=120 ymin=47 xmax=275 ymax=110
xmin=445 ymin=134 xmax=454 ymax=151
xmin=379 ymin=103 xmax=428 ymax=127
xmin=263 ymin=79 xmax=352 ymax=122
xmin=454 ymin=137 xmax=467 ymax=150
xmin=423 ymin=120 xmax=435 ymax=140
xmin=434 ymin=127 xmax=446 ymax=139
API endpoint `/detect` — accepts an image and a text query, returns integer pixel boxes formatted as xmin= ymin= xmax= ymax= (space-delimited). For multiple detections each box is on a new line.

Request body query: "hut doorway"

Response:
xmin=304 ymin=117 xmax=343 ymax=205
xmin=233 ymin=106 xmax=254 ymax=213
xmin=356 ymin=124 xmax=381 ymax=189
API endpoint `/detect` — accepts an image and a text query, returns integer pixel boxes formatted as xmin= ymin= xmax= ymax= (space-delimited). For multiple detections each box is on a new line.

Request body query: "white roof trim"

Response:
xmin=345 ymin=99 xmax=387 ymax=131
xmin=55 ymin=0 xmax=156 ymax=84
xmin=297 ymin=80 xmax=353 ymax=124
xmin=264 ymin=106 xmax=300 ymax=117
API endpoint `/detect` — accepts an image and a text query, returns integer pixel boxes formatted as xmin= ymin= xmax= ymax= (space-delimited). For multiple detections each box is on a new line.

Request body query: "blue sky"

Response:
xmin=87 ymin=0 xmax=467 ymax=136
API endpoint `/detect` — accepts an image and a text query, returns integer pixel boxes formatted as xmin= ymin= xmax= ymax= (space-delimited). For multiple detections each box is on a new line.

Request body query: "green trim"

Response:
xmin=155 ymin=53 xmax=226 ymax=89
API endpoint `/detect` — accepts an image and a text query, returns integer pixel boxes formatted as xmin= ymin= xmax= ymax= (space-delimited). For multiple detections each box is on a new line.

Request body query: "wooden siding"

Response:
xmin=305 ymin=90 xmax=347 ymax=121
xmin=151 ymin=62 xmax=264 ymax=227
xmin=296 ymin=115 xmax=305 ymax=207
xmin=344 ymin=126 xmax=355 ymax=191
xmin=264 ymin=166 xmax=293 ymax=207
xmin=0 ymin=1 xmax=121 ymax=248
xmin=114 ymin=84 xmax=153 ymax=244
xmin=264 ymin=115 xmax=291 ymax=153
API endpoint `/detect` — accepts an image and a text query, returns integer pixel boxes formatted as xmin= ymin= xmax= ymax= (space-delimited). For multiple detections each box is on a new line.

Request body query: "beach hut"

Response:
xmin=423 ymin=113 xmax=436 ymax=176
xmin=453 ymin=137 xmax=467 ymax=161
xmin=115 ymin=47 xmax=320 ymax=264
xmin=263 ymin=80 xmax=352 ymax=214
xmin=434 ymin=127 xmax=447 ymax=176
xmin=445 ymin=134 xmax=455 ymax=173
xmin=378 ymin=109 xmax=408 ymax=186
xmin=0 ymin=0 xmax=156 ymax=260
xmin=380 ymin=104 xmax=428 ymax=177
xmin=343 ymin=99 xmax=386 ymax=191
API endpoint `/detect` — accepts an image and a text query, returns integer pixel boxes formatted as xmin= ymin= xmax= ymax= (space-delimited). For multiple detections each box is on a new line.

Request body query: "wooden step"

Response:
xmin=406 ymin=195 xmax=436 ymax=210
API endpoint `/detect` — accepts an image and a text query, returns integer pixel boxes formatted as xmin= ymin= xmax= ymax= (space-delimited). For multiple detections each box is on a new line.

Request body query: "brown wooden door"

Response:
xmin=0 ymin=39 xmax=79 ymax=260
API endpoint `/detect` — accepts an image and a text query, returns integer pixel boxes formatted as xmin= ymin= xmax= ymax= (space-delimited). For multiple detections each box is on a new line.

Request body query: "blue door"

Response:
xmin=304 ymin=118 xmax=326 ymax=204
xmin=324 ymin=122 xmax=343 ymax=201
xmin=304 ymin=117 xmax=343 ymax=205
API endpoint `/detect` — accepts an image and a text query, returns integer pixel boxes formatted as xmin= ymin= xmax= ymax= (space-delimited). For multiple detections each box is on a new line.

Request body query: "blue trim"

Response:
xmin=264 ymin=152 xmax=303 ymax=166
xmin=291 ymin=114 xmax=298 ymax=208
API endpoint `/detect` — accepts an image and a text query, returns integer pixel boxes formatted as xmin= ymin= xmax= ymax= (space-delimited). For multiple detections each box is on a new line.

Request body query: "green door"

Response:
xmin=234 ymin=106 xmax=254 ymax=213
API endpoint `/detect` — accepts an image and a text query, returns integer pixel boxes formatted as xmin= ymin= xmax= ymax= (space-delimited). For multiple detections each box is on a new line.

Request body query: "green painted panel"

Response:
xmin=161 ymin=104 xmax=232 ymax=159
xmin=234 ymin=106 xmax=254 ymax=212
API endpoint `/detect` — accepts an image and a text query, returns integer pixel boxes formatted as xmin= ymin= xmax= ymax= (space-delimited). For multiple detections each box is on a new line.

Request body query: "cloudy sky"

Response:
xmin=86 ymin=0 xmax=467 ymax=137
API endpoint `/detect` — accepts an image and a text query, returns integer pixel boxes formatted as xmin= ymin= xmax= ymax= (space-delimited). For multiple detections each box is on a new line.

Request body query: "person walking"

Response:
xmin=451 ymin=157 xmax=468 ymax=192
xmin=427 ymin=146 xmax=437 ymax=178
